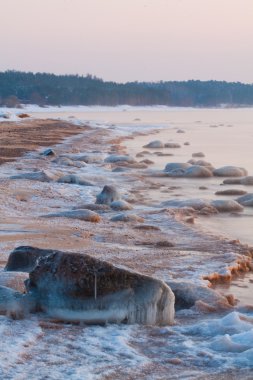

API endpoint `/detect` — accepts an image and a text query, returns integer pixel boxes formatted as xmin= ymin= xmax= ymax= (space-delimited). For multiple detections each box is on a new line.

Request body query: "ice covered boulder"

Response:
xmin=168 ymin=280 xmax=232 ymax=311
xmin=96 ymin=185 xmax=121 ymax=205
xmin=143 ymin=140 xmax=164 ymax=149
xmin=162 ymin=198 xmax=210 ymax=210
xmin=53 ymin=157 xmax=86 ymax=168
xmin=210 ymin=200 xmax=244 ymax=213
xmin=104 ymin=155 xmax=136 ymax=164
xmin=5 ymin=246 xmax=57 ymax=273
xmin=0 ymin=271 xmax=28 ymax=292
xmin=42 ymin=148 xmax=55 ymax=157
xmin=184 ymin=165 xmax=213 ymax=178
xmin=213 ymin=166 xmax=248 ymax=177
xmin=164 ymin=162 xmax=212 ymax=178
xmin=110 ymin=200 xmax=133 ymax=211
xmin=26 ymin=250 xmax=175 ymax=325
xmin=73 ymin=203 xmax=110 ymax=213
xmin=57 ymin=174 xmax=94 ymax=186
xmin=110 ymin=213 xmax=144 ymax=223
xmin=10 ymin=170 xmax=53 ymax=182
xmin=164 ymin=162 xmax=191 ymax=173
xmin=43 ymin=209 xmax=101 ymax=222
xmin=0 ymin=286 xmax=30 ymax=319
xmin=236 ymin=193 xmax=253 ymax=207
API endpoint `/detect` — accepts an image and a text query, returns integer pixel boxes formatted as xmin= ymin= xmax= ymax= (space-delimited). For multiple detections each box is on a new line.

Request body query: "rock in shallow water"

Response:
xmin=143 ymin=140 xmax=164 ymax=149
xmin=236 ymin=193 xmax=253 ymax=207
xmin=26 ymin=249 xmax=174 ymax=325
xmin=213 ymin=166 xmax=248 ymax=177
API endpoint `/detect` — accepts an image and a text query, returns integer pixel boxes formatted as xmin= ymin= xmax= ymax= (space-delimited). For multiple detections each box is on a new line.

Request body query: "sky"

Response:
xmin=0 ymin=0 xmax=253 ymax=83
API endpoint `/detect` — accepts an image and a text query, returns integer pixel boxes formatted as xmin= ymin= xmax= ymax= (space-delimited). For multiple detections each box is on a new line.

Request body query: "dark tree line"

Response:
xmin=0 ymin=70 xmax=253 ymax=107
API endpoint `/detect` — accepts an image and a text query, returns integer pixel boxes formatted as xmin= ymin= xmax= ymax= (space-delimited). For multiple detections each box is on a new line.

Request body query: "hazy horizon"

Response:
xmin=1 ymin=0 xmax=253 ymax=84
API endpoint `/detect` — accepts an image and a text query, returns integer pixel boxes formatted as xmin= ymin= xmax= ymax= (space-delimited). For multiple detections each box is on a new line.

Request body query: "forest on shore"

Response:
xmin=1 ymin=70 xmax=253 ymax=108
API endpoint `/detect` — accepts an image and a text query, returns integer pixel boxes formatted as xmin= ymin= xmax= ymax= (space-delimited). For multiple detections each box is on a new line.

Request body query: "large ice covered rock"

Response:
xmin=26 ymin=249 xmax=175 ymax=325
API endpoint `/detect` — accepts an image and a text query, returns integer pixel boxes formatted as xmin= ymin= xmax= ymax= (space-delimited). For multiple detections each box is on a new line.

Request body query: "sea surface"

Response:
xmin=31 ymin=106 xmax=253 ymax=246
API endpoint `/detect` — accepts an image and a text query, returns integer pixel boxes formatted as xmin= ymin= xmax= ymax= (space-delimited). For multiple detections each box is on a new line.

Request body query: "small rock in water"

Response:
xmin=143 ymin=140 xmax=164 ymax=149
xmin=215 ymin=189 xmax=247 ymax=196
xmin=236 ymin=193 xmax=253 ymax=207
xmin=210 ymin=200 xmax=244 ymax=213
xmin=164 ymin=143 xmax=181 ymax=148
xmin=177 ymin=129 xmax=185 ymax=133
xmin=213 ymin=166 xmax=248 ymax=177
xmin=192 ymin=152 xmax=205 ymax=158
xmin=42 ymin=148 xmax=55 ymax=157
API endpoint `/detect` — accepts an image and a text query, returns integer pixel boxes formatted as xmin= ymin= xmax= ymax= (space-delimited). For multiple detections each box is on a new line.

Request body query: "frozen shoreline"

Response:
xmin=0 ymin=110 xmax=253 ymax=379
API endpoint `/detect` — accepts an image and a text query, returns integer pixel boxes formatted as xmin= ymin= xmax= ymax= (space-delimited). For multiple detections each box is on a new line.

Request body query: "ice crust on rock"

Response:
xmin=210 ymin=200 xmax=244 ymax=213
xmin=26 ymin=249 xmax=175 ymax=325
xmin=57 ymin=174 xmax=94 ymax=186
xmin=96 ymin=185 xmax=121 ymax=205
xmin=42 ymin=209 xmax=101 ymax=222
xmin=236 ymin=193 xmax=253 ymax=207
xmin=104 ymin=155 xmax=136 ymax=164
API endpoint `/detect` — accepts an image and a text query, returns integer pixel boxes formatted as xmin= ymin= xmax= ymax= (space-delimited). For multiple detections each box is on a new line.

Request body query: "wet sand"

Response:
xmin=0 ymin=118 xmax=88 ymax=165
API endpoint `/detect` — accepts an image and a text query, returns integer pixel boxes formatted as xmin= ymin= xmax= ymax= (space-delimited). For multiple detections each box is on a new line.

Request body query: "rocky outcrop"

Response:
xmin=26 ymin=250 xmax=175 ymax=325
xmin=96 ymin=185 xmax=121 ymax=205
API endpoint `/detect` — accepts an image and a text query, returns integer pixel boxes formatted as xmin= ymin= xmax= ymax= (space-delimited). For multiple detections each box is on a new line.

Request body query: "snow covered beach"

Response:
xmin=0 ymin=106 xmax=253 ymax=379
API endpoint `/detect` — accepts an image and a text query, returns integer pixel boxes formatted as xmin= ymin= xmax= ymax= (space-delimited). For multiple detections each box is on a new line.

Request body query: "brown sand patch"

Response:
xmin=0 ymin=119 xmax=88 ymax=164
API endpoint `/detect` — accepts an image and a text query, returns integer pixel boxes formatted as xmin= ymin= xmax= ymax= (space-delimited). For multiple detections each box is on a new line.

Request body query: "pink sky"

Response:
xmin=1 ymin=0 xmax=253 ymax=83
